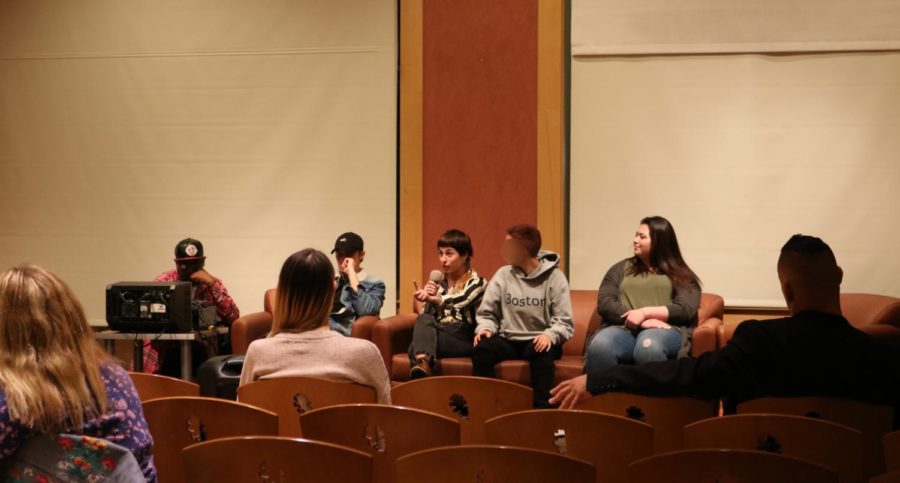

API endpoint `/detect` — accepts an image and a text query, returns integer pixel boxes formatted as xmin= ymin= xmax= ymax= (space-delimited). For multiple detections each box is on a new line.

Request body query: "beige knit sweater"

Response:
xmin=238 ymin=328 xmax=391 ymax=404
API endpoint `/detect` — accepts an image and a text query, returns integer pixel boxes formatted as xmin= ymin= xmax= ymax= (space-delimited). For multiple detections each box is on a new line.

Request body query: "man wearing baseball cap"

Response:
xmin=330 ymin=232 xmax=385 ymax=336
xmin=139 ymin=238 xmax=241 ymax=375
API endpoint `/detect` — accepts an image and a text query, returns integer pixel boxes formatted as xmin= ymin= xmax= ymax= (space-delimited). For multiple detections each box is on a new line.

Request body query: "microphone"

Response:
xmin=429 ymin=270 xmax=444 ymax=284
xmin=413 ymin=270 xmax=443 ymax=295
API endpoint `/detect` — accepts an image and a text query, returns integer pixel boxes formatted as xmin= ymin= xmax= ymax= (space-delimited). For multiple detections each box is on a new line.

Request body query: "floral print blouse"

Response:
xmin=0 ymin=363 xmax=157 ymax=482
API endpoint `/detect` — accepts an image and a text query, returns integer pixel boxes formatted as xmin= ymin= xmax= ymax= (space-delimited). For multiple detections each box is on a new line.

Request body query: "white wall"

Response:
xmin=570 ymin=0 xmax=900 ymax=306
xmin=0 ymin=0 xmax=398 ymax=321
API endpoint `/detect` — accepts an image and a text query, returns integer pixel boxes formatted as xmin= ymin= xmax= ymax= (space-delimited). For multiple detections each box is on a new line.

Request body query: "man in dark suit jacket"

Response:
xmin=550 ymin=235 xmax=900 ymax=418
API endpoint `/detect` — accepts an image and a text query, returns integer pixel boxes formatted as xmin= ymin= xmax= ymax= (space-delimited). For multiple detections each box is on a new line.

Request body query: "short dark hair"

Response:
xmin=437 ymin=229 xmax=474 ymax=258
xmin=778 ymin=233 xmax=844 ymax=293
xmin=507 ymin=224 xmax=541 ymax=257
xmin=780 ymin=234 xmax=835 ymax=259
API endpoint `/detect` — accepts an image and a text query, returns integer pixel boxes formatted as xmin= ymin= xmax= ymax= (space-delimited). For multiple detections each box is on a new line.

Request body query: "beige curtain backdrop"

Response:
xmin=572 ymin=0 xmax=900 ymax=56
xmin=0 ymin=0 xmax=398 ymax=322
xmin=570 ymin=1 xmax=900 ymax=307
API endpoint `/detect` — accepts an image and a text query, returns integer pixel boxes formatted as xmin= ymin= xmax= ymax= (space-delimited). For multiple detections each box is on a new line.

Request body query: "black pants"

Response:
xmin=408 ymin=313 xmax=474 ymax=366
xmin=472 ymin=336 xmax=562 ymax=408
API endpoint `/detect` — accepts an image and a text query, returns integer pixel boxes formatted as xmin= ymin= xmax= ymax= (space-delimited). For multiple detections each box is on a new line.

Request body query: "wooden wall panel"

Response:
xmin=399 ymin=0 xmax=566 ymax=312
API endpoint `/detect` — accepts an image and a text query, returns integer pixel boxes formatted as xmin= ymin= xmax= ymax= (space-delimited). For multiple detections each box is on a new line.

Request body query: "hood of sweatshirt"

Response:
xmin=512 ymin=250 xmax=560 ymax=281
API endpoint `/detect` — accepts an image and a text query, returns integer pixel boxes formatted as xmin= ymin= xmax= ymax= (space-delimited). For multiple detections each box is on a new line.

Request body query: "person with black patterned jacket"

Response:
xmin=408 ymin=229 xmax=486 ymax=379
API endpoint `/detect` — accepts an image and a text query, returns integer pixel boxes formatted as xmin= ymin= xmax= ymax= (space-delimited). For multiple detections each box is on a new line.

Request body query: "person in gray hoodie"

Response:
xmin=473 ymin=224 xmax=574 ymax=407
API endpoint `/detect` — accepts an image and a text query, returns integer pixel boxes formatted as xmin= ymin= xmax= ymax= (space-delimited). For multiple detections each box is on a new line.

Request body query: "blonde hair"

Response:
xmin=0 ymin=264 xmax=108 ymax=433
xmin=271 ymin=249 xmax=335 ymax=335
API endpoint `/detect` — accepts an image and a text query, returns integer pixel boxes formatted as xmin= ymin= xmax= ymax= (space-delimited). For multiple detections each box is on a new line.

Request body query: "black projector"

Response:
xmin=106 ymin=281 xmax=193 ymax=333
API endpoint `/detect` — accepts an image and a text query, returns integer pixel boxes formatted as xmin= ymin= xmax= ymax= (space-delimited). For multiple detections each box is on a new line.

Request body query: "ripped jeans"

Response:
xmin=583 ymin=325 xmax=682 ymax=373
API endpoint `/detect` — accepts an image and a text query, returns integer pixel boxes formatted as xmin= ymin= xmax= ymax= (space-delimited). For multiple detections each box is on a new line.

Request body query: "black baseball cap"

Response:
xmin=331 ymin=232 xmax=364 ymax=254
xmin=175 ymin=238 xmax=206 ymax=261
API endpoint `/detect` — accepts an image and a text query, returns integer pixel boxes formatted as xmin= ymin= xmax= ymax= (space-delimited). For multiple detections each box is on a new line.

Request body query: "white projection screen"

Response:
xmin=569 ymin=0 xmax=900 ymax=307
xmin=0 ymin=0 xmax=398 ymax=321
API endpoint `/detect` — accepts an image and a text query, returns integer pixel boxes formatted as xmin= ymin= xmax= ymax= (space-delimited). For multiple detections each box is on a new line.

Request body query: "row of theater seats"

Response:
xmin=130 ymin=372 xmax=900 ymax=483
xmin=231 ymin=290 xmax=900 ymax=385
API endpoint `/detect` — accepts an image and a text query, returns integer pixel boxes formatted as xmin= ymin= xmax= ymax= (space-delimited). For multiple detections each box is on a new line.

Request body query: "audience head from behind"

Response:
xmin=272 ymin=248 xmax=336 ymax=335
xmin=630 ymin=215 xmax=701 ymax=290
xmin=0 ymin=264 xmax=109 ymax=433
xmin=777 ymin=234 xmax=843 ymax=317
xmin=240 ymin=248 xmax=392 ymax=404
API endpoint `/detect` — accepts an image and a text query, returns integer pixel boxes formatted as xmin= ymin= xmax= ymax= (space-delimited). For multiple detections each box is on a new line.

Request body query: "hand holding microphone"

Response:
xmin=413 ymin=270 xmax=444 ymax=305
xmin=424 ymin=270 xmax=443 ymax=296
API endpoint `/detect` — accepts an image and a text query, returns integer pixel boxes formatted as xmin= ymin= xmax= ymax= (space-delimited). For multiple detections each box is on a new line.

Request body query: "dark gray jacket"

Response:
xmin=595 ymin=258 xmax=701 ymax=357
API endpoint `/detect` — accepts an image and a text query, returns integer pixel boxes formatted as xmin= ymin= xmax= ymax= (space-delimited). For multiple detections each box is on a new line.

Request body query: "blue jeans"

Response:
xmin=584 ymin=326 xmax=683 ymax=373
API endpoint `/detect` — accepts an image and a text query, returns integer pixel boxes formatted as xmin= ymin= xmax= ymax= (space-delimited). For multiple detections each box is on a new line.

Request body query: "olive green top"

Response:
xmin=597 ymin=259 xmax=700 ymax=327
xmin=619 ymin=263 xmax=675 ymax=311
xmin=595 ymin=258 xmax=702 ymax=358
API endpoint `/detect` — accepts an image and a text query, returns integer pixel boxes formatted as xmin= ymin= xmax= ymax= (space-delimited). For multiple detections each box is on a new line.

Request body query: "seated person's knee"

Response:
xmin=587 ymin=331 xmax=618 ymax=354
xmin=632 ymin=334 xmax=671 ymax=364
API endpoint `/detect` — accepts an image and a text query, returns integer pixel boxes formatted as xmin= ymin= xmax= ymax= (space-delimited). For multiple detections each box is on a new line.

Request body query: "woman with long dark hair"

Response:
xmin=584 ymin=216 xmax=702 ymax=372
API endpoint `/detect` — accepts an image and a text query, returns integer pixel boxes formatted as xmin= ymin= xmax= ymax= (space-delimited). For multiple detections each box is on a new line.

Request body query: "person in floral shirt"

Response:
xmin=140 ymin=238 xmax=240 ymax=375
xmin=0 ymin=264 xmax=156 ymax=481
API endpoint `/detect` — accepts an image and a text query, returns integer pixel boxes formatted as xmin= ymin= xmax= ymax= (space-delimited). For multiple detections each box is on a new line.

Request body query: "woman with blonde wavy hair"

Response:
xmin=0 ymin=264 xmax=156 ymax=480
xmin=238 ymin=249 xmax=391 ymax=403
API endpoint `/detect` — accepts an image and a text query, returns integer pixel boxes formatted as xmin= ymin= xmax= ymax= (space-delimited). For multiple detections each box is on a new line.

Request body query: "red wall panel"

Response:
xmin=421 ymin=0 xmax=538 ymax=280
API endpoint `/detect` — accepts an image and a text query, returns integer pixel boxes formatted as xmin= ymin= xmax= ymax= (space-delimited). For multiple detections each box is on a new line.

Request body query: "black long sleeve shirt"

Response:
xmin=587 ymin=311 xmax=900 ymax=413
